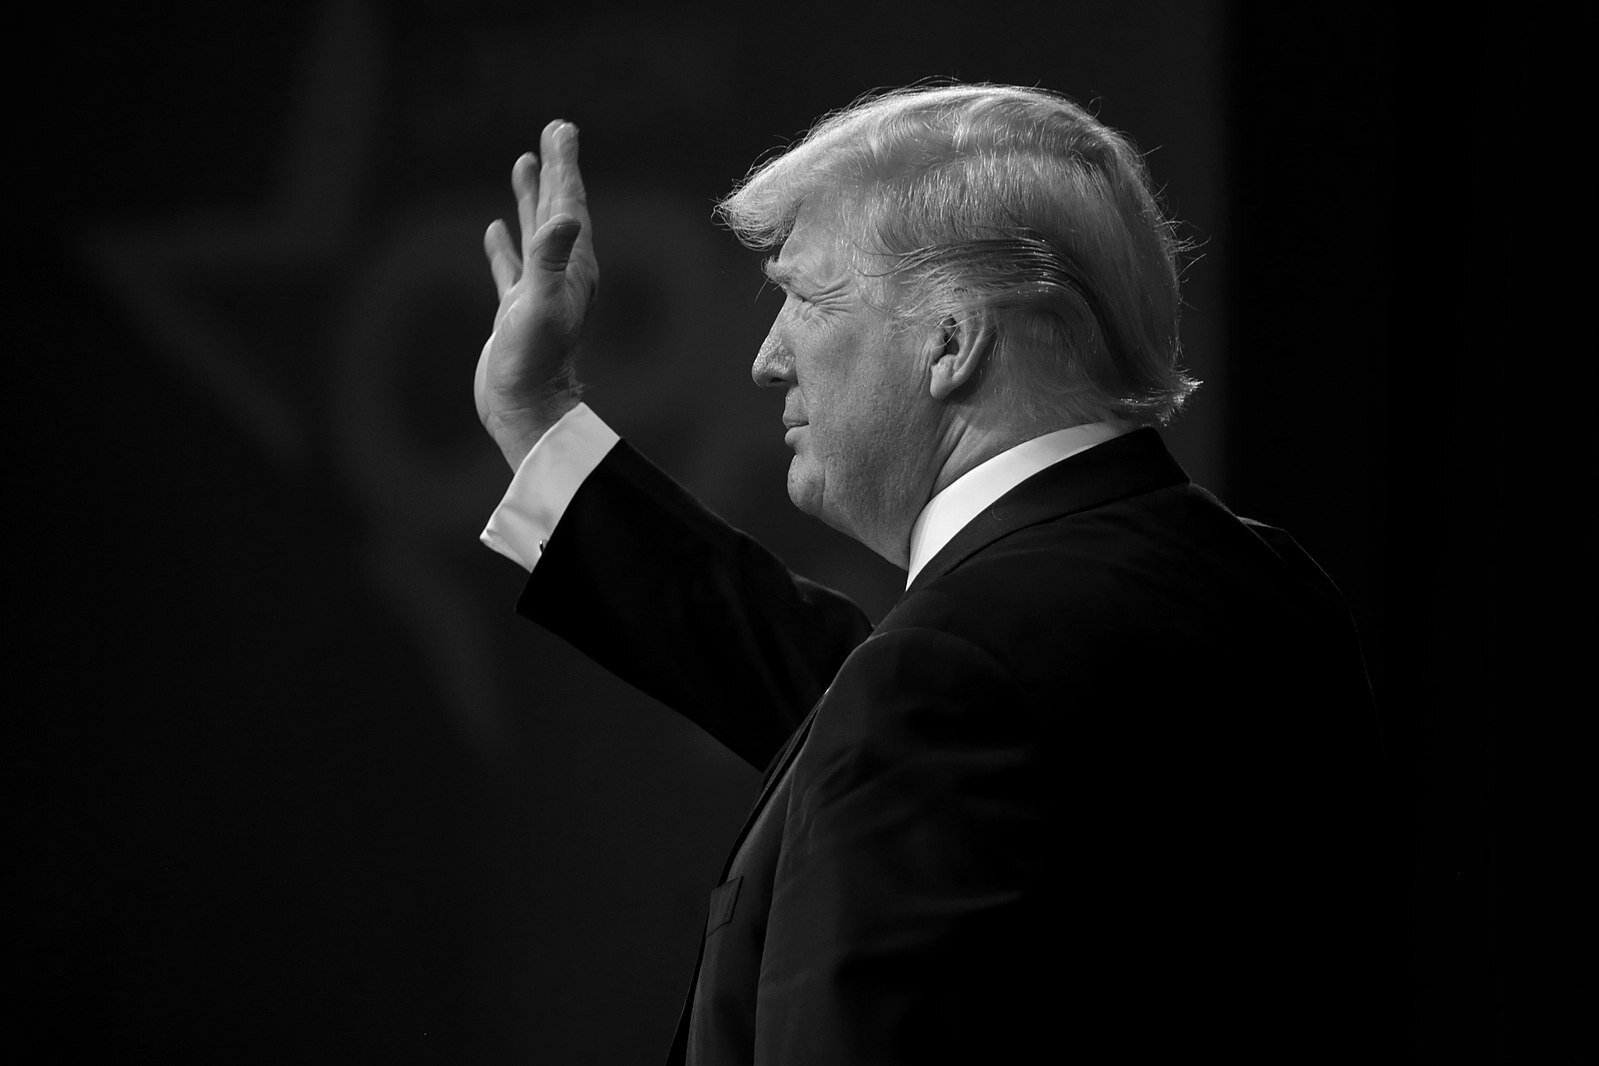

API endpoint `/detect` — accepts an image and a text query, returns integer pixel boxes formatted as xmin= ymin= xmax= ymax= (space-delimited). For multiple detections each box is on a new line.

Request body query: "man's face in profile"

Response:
xmin=752 ymin=200 xmax=944 ymax=556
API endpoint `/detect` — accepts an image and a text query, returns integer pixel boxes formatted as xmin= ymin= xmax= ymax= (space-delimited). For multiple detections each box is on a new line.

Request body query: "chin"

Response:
xmin=786 ymin=461 xmax=828 ymax=520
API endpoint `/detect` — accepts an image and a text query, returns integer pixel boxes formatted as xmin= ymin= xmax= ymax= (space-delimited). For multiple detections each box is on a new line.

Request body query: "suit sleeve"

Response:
xmin=754 ymin=626 xmax=1051 ymax=1062
xmin=519 ymin=440 xmax=874 ymax=770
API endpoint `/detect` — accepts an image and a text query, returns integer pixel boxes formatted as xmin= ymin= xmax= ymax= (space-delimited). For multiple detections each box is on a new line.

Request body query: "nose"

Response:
xmin=751 ymin=329 xmax=795 ymax=389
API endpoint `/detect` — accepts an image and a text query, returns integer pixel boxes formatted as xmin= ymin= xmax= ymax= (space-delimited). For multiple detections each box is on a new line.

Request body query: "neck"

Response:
xmin=851 ymin=416 xmax=1084 ymax=570
xmin=929 ymin=405 xmax=1112 ymax=498
xmin=851 ymin=394 xmax=1120 ymax=571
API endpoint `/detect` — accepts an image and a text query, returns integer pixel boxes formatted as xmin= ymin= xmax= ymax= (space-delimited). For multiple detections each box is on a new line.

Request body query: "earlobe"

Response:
xmin=928 ymin=312 xmax=996 ymax=401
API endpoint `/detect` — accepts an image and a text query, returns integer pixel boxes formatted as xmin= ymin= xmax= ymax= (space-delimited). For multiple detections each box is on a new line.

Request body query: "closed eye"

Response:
xmin=762 ymin=257 xmax=810 ymax=304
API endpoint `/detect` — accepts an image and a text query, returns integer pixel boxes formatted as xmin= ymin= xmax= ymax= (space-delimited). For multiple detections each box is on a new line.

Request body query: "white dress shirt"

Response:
xmin=479 ymin=404 xmax=620 ymax=572
xmin=481 ymin=403 xmax=1127 ymax=587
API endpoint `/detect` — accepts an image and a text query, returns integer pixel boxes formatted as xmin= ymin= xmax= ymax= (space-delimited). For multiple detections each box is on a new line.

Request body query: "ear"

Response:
xmin=927 ymin=310 xmax=997 ymax=401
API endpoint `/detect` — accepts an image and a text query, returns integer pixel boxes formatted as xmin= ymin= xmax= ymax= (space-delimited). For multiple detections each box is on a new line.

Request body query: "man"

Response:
xmin=476 ymin=85 xmax=1395 ymax=1062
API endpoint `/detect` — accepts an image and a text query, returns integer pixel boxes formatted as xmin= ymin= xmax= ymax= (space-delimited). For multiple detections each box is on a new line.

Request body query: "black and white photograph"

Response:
xmin=10 ymin=2 xmax=1508 ymax=1062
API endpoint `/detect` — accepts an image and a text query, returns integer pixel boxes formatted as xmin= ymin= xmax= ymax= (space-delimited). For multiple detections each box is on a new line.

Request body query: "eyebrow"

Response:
xmin=761 ymin=258 xmax=802 ymax=290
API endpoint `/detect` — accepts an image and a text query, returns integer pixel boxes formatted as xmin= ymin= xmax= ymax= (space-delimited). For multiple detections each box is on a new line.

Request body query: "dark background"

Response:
xmin=11 ymin=1 xmax=1504 ymax=1061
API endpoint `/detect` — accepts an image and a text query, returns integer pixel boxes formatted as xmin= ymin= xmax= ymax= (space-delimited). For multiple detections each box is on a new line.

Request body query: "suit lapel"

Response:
xmin=906 ymin=427 xmax=1189 ymax=597
xmin=667 ymin=693 xmax=829 ymax=1062
xmin=716 ymin=693 xmax=825 ymax=881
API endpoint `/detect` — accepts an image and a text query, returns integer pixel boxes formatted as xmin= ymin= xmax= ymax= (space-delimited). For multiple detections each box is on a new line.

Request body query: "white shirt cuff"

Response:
xmin=479 ymin=403 xmax=620 ymax=572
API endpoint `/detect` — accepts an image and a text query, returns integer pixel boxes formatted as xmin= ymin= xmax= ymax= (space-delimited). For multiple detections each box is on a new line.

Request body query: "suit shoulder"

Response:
xmin=887 ymin=481 xmax=1362 ymax=688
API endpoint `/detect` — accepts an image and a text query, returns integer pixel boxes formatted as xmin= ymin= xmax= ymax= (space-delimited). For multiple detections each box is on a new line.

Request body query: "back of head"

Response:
xmin=719 ymin=83 xmax=1197 ymax=426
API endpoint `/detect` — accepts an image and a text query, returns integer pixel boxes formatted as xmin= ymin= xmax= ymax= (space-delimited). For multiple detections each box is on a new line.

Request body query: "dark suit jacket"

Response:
xmin=521 ymin=428 xmax=1399 ymax=1064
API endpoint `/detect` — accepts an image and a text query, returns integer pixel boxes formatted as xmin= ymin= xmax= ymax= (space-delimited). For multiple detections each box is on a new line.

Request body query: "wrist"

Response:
xmin=486 ymin=391 xmax=581 ymax=470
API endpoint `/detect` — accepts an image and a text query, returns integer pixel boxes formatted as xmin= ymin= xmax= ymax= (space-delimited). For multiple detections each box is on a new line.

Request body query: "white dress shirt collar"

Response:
xmin=905 ymin=422 xmax=1130 ymax=587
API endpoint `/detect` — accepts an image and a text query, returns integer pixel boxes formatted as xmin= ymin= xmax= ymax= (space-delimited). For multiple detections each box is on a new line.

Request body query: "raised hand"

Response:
xmin=476 ymin=119 xmax=598 ymax=469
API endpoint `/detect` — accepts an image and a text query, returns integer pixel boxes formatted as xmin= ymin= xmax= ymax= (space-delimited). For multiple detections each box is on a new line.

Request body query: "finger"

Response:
xmin=541 ymin=121 xmax=590 ymax=234
xmin=484 ymin=219 xmax=520 ymax=298
xmin=513 ymin=151 xmax=540 ymax=256
xmin=535 ymin=121 xmax=560 ymax=231
xmin=536 ymin=119 xmax=578 ymax=230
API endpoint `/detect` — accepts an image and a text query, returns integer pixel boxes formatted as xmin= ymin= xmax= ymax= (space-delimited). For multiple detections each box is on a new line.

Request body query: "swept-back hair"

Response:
xmin=717 ymin=83 xmax=1198 ymax=425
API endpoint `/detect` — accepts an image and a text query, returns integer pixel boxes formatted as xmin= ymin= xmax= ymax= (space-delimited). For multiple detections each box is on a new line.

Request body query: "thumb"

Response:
xmin=533 ymin=216 xmax=583 ymax=275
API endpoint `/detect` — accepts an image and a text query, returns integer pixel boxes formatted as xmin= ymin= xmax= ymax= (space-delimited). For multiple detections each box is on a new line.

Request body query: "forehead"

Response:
xmin=771 ymin=199 xmax=852 ymax=284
